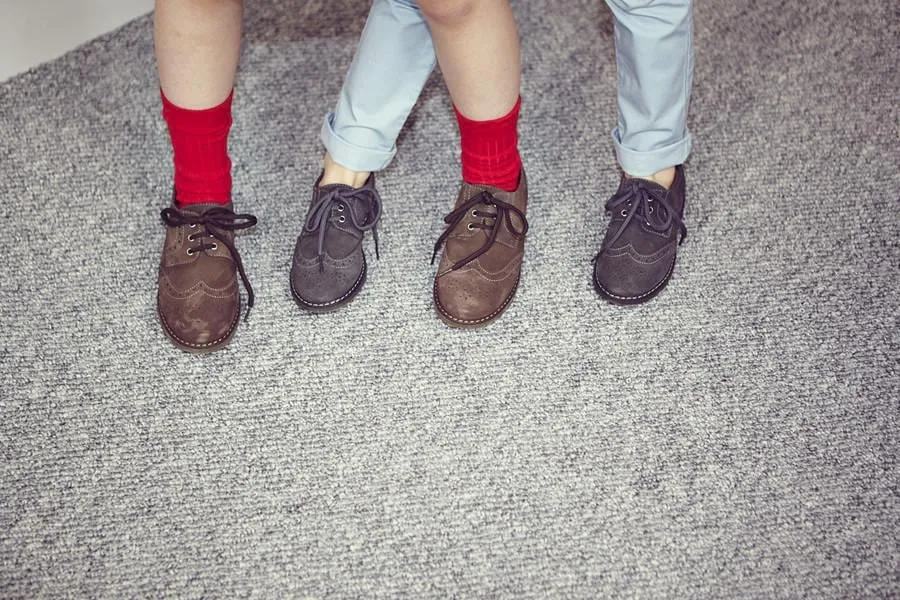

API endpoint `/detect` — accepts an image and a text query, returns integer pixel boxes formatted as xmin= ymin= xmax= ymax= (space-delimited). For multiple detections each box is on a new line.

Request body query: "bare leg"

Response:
xmin=422 ymin=0 xmax=526 ymax=329
xmin=628 ymin=166 xmax=676 ymax=189
xmin=321 ymin=152 xmax=371 ymax=188
xmin=154 ymin=0 xmax=242 ymax=108
xmin=417 ymin=0 xmax=520 ymax=119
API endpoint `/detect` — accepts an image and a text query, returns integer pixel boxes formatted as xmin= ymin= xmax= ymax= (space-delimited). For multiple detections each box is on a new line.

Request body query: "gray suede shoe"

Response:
xmin=592 ymin=165 xmax=687 ymax=305
xmin=290 ymin=173 xmax=382 ymax=312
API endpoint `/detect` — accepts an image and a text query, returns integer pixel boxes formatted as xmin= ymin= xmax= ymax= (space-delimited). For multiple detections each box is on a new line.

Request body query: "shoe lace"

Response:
xmin=431 ymin=190 xmax=528 ymax=272
xmin=595 ymin=179 xmax=687 ymax=260
xmin=160 ymin=205 xmax=259 ymax=319
xmin=303 ymin=186 xmax=383 ymax=272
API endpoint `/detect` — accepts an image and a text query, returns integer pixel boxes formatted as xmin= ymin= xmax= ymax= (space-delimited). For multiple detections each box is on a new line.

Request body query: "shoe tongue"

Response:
xmin=316 ymin=184 xmax=368 ymax=214
xmin=316 ymin=173 xmax=374 ymax=198
xmin=317 ymin=182 xmax=381 ymax=220
xmin=176 ymin=201 xmax=233 ymax=215
xmin=628 ymin=177 xmax=667 ymax=193
xmin=317 ymin=182 xmax=356 ymax=195
xmin=456 ymin=182 xmax=496 ymax=208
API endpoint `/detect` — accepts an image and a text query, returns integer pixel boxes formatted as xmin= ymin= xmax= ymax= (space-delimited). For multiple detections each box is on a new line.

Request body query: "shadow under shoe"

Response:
xmin=157 ymin=200 xmax=257 ymax=353
xmin=290 ymin=173 xmax=382 ymax=312
xmin=432 ymin=171 xmax=528 ymax=328
xmin=592 ymin=165 xmax=687 ymax=305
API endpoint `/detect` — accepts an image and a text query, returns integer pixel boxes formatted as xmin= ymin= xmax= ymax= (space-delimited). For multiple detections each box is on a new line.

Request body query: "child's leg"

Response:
xmin=155 ymin=0 xmax=242 ymax=204
xmin=155 ymin=0 xmax=256 ymax=353
xmin=292 ymin=0 xmax=436 ymax=313
xmin=320 ymin=0 xmax=437 ymax=187
xmin=606 ymin=0 xmax=693 ymax=184
xmin=419 ymin=0 xmax=522 ymax=192
xmin=322 ymin=0 xmax=523 ymax=189
xmin=419 ymin=0 xmax=527 ymax=328
xmin=418 ymin=0 xmax=520 ymax=120
xmin=155 ymin=0 xmax=241 ymax=109
xmin=592 ymin=0 xmax=693 ymax=305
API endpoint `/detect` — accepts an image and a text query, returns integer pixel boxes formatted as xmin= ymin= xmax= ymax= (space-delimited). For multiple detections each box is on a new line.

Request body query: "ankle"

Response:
xmin=626 ymin=166 xmax=676 ymax=190
xmin=455 ymin=97 xmax=521 ymax=192
xmin=321 ymin=153 xmax=370 ymax=188
xmin=162 ymin=90 xmax=234 ymax=205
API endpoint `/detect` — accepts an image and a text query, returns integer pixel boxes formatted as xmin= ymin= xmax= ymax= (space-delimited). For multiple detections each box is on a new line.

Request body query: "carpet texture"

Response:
xmin=1 ymin=0 xmax=898 ymax=597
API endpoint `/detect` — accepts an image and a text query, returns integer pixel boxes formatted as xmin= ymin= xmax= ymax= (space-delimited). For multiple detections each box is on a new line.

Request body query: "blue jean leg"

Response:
xmin=321 ymin=0 xmax=436 ymax=172
xmin=605 ymin=0 xmax=694 ymax=177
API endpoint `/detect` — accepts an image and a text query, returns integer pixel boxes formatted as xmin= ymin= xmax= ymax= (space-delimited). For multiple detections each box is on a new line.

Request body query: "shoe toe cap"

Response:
xmin=158 ymin=291 xmax=239 ymax=349
xmin=434 ymin=270 xmax=512 ymax=325
xmin=593 ymin=253 xmax=673 ymax=303
xmin=290 ymin=260 xmax=364 ymax=308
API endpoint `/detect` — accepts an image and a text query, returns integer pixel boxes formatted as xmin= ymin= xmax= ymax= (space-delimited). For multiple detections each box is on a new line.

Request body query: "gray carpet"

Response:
xmin=1 ymin=0 xmax=898 ymax=597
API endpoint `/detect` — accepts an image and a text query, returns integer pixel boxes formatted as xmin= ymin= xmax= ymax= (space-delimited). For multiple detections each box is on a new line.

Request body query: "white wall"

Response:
xmin=0 ymin=0 xmax=154 ymax=81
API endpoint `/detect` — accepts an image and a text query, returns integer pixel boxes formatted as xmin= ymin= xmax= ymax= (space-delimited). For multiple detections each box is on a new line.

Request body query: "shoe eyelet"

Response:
xmin=338 ymin=216 xmax=346 ymax=223
xmin=471 ymin=209 xmax=478 ymax=217
xmin=186 ymin=248 xmax=195 ymax=256
xmin=620 ymin=209 xmax=628 ymax=217
xmin=648 ymin=206 xmax=654 ymax=214
xmin=336 ymin=204 xmax=344 ymax=212
xmin=210 ymin=243 xmax=218 ymax=251
xmin=189 ymin=223 xmax=198 ymax=229
xmin=187 ymin=234 xmax=196 ymax=242
xmin=466 ymin=223 xmax=475 ymax=231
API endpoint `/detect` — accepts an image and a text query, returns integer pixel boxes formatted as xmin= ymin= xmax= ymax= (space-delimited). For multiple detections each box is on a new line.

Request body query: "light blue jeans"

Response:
xmin=321 ymin=0 xmax=693 ymax=177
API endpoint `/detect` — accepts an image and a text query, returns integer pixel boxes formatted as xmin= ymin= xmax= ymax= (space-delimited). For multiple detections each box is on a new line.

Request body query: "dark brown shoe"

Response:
xmin=432 ymin=172 xmax=528 ymax=328
xmin=290 ymin=173 xmax=382 ymax=312
xmin=592 ymin=166 xmax=687 ymax=304
xmin=157 ymin=199 xmax=257 ymax=353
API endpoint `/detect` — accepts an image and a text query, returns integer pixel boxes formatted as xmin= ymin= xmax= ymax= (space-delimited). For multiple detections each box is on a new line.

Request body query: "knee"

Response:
xmin=416 ymin=0 xmax=478 ymax=28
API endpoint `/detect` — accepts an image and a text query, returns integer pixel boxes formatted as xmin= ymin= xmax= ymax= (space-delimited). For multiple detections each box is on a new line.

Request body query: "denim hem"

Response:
xmin=320 ymin=112 xmax=396 ymax=172
xmin=611 ymin=127 xmax=692 ymax=176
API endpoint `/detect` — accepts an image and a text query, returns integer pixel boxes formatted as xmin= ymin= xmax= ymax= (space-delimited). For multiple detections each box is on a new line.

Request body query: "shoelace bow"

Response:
xmin=431 ymin=190 xmax=529 ymax=272
xmin=303 ymin=186 xmax=383 ymax=272
xmin=160 ymin=205 xmax=258 ymax=319
xmin=595 ymin=179 xmax=687 ymax=260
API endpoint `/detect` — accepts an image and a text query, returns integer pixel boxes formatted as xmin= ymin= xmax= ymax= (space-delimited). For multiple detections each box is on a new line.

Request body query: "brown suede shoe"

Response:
xmin=157 ymin=199 xmax=257 ymax=353
xmin=432 ymin=172 xmax=528 ymax=328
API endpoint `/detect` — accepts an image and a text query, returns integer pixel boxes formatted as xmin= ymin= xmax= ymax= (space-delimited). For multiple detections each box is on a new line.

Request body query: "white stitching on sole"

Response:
xmin=595 ymin=258 xmax=675 ymax=302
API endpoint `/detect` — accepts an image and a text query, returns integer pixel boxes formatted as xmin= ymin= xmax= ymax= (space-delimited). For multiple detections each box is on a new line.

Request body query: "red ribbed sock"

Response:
xmin=454 ymin=97 xmax=522 ymax=192
xmin=161 ymin=89 xmax=233 ymax=205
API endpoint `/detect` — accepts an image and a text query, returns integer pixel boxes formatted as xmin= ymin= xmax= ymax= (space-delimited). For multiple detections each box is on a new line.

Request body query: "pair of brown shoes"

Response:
xmin=156 ymin=173 xmax=530 ymax=352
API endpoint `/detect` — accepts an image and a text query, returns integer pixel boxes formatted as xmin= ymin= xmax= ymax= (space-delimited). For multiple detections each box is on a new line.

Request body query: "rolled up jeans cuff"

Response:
xmin=611 ymin=127 xmax=692 ymax=177
xmin=321 ymin=112 xmax=397 ymax=173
